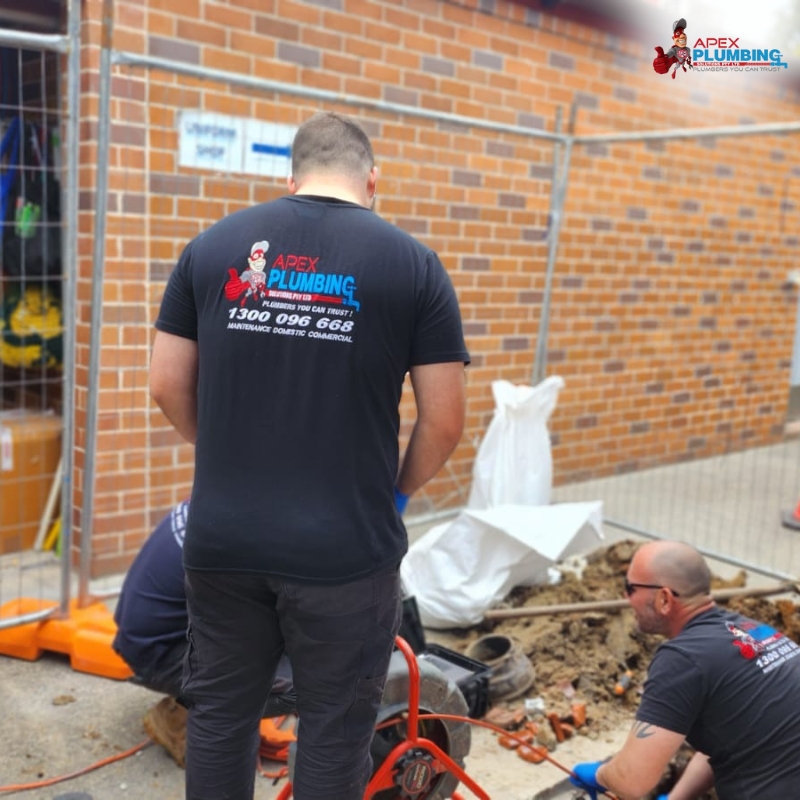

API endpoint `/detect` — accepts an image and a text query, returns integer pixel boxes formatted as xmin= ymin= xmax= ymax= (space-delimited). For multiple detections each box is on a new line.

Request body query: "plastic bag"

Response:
xmin=401 ymin=502 xmax=604 ymax=629
xmin=467 ymin=376 xmax=565 ymax=510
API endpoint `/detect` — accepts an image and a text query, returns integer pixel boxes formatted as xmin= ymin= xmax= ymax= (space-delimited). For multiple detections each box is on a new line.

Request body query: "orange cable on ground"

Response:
xmin=0 ymin=738 xmax=152 ymax=795
xmin=415 ymin=713 xmax=620 ymax=800
xmin=0 ymin=711 xmax=616 ymax=797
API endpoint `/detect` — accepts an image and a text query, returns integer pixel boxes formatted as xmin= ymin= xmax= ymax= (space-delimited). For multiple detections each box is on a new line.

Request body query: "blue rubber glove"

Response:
xmin=656 ymin=795 xmax=669 ymax=800
xmin=569 ymin=761 xmax=607 ymax=800
xmin=394 ymin=486 xmax=410 ymax=514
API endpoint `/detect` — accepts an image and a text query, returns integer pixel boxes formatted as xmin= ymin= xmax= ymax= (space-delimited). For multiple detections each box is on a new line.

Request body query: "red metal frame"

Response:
xmin=276 ymin=635 xmax=489 ymax=799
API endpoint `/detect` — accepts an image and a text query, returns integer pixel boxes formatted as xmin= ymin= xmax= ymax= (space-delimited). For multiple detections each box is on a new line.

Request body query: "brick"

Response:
xmin=614 ymin=85 xmax=636 ymax=102
xmin=277 ymin=42 xmax=320 ymax=67
xmin=573 ymin=91 xmax=598 ymax=109
xmin=473 ymin=49 xmax=503 ymax=70
xmin=549 ymin=52 xmax=574 ymax=70
xmin=585 ymin=143 xmax=607 ymax=157
xmin=463 ymin=257 xmax=491 ymax=271
xmin=177 ymin=19 xmax=227 ymax=46
xmin=149 ymin=173 xmax=200 ymax=196
xmin=518 ymin=112 xmax=546 ymax=130
xmin=148 ymin=35 xmax=200 ymax=64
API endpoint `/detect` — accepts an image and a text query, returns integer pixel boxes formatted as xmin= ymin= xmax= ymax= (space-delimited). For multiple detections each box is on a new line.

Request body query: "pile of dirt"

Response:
xmin=428 ymin=539 xmax=800 ymax=799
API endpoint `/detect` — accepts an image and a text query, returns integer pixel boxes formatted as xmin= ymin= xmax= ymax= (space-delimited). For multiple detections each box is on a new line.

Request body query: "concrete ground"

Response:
xmin=0 ymin=521 xmax=633 ymax=800
xmin=2 ymin=439 xmax=798 ymax=798
xmin=0 ymin=643 xmax=631 ymax=799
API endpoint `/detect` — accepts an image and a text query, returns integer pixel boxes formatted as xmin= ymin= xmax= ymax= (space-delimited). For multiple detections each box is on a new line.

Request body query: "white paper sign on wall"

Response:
xmin=243 ymin=120 xmax=296 ymax=178
xmin=179 ymin=112 xmax=245 ymax=173
xmin=179 ymin=112 xmax=297 ymax=179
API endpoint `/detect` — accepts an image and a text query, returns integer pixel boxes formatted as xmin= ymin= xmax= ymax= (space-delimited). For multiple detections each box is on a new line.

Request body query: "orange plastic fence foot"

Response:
xmin=0 ymin=597 xmax=56 ymax=659
xmin=0 ymin=598 xmax=133 ymax=680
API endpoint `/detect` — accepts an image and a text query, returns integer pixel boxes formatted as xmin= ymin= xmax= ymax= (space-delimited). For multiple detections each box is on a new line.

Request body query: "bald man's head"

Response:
xmin=632 ymin=541 xmax=712 ymax=599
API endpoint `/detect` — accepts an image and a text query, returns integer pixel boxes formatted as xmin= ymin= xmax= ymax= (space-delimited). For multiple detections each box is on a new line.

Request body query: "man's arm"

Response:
xmin=150 ymin=330 xmax=199 ymax=444
xmin=595 ymin=720 xmax=685 ymax=799
xmin=396 ymin=362 xmax=466 ymax=496
xmin=664 ymin=751 xmax=714 ymax=800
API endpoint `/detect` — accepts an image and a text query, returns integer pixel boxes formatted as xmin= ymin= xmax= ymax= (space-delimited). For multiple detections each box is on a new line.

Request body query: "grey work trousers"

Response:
xmin=182 ymin=566 xmax=401 ymax=800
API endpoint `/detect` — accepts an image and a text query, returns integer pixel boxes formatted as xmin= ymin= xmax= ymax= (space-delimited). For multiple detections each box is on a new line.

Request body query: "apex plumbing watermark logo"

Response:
xmin=652 ymin=18 xmax=788 ymax=78
xmin=693 ymin=35 xmax=788 ymax=71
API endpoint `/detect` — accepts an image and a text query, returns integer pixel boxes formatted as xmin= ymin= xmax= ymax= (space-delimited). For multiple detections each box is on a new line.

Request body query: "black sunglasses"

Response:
xmin=624 ymin=579 xmax=680 ymax=597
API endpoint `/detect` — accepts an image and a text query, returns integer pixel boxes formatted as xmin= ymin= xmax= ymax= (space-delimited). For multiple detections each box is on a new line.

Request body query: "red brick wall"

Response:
xmin=72 ymin=0 xmax=800 ymax=575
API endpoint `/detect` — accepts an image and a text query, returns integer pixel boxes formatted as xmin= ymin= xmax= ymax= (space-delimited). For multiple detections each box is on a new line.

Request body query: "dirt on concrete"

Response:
xmin=427 ymin=539 xmax=800 ymax=800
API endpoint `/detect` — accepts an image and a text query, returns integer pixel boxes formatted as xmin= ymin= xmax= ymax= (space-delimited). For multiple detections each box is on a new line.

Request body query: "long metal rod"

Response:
xmin=574 ymin=119 xmax=800 ymax=144
xmin=0 ymin=29 xmax=69 ymax=53
xmin=78 ymin=0 xmax=115 ymax=606
xmin=111 ymin=51 xmax=564 ymax=143
xmin=58 ymin=0 xmax=81 ymax=615
xmin=529 ymin=106 xmax=563 ymax=385
xmin=532 ymin=103 xmax=577 ymax=386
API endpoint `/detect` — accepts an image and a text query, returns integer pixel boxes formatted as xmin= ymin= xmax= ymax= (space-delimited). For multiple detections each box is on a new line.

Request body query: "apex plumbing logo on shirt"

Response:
xmin=693 ymin=35 xmax=788 ymax=72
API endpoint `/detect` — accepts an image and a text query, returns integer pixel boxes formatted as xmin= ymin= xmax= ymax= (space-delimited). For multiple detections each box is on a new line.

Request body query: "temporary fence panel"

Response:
xmin=0 ymin=5 xmax=80 ymax=634
xmin=550 ymin=119 xmax=800 ymax=581
xmin=7 ymin=0 xmax=797 ymax=621
xmin=76 ymin=47 xmax=562 ymax=594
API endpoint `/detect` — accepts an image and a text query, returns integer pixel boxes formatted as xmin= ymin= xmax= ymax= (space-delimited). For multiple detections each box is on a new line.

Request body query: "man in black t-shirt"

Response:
xmin=150 ymin=111 xmax=469 ymax=800
xmin=570 ymin=541 xmax=800 ymax=800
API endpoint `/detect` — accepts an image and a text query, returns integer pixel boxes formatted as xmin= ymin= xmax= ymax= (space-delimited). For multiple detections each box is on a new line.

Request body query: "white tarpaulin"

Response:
xmin=401 ymin=502 xmax=604 ymax=629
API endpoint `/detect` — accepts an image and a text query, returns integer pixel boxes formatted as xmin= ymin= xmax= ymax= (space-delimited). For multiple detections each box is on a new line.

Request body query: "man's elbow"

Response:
xmin=439 ymin=411 xmax=465 ymax=456
xmin=150 ymin=375 xmax=169 ymax=412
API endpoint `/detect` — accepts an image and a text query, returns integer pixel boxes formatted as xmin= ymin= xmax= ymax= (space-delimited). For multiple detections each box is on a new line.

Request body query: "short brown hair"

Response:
xmin=291 ymin=112 xmax=374 ymax=184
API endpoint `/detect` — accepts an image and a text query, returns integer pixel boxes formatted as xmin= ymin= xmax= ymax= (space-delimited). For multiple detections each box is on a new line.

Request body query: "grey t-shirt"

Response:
xmin=637 ymin=607 xmax=800 ymax=799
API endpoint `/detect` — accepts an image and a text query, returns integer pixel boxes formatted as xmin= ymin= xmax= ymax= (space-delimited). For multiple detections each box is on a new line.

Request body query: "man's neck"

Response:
xmin=293 ymin=180 xmax=366 ymax=207
xmin=669 ymin=598 xmax=716 ymax=638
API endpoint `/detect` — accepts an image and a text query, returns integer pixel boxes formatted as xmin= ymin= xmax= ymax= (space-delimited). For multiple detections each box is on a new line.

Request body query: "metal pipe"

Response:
xmin=78 ymin=0 xmax=115 ymax=607
xmin=0 ymin=29 xmax=69 ymax=53
xmin=59 ymin=0 xmax=81 ymax=616
xmin=574 ymin=119 xmax=800 ymax=145
xmin=110 ymin=51 xmax=564 ymax=143
xmin=532 ymin=103 xmax=577 ymax=386
xmin=530 ymin=105 xmax=563 ymax=386
xmin=0 ymin=607 xmax=57 ymax=631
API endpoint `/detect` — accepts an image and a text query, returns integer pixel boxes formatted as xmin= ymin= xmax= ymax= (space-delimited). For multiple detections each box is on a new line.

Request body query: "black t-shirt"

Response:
xmin=636 ymin=607 xmax=800 ymax=799
xmin=155 ymin=195 xmax=469 ymax=582
xmin=113 ymin=502 xmax=189 ymax=672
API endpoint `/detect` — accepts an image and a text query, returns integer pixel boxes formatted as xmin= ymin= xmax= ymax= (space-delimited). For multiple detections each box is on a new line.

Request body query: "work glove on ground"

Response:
xmin=569 ymin=760 xmax=608 ymax=800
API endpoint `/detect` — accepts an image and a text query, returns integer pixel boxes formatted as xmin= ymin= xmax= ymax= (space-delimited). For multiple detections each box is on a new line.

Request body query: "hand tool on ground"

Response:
xmin=613 ymin=669 xmax=634 ymax=696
